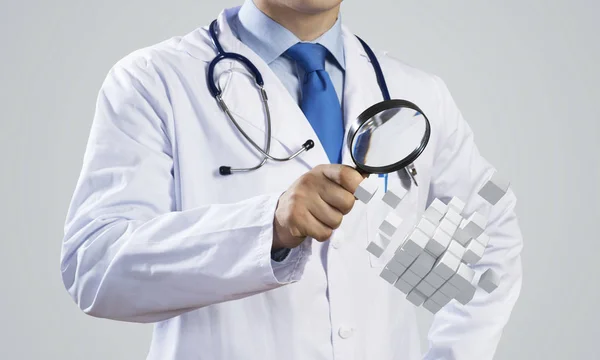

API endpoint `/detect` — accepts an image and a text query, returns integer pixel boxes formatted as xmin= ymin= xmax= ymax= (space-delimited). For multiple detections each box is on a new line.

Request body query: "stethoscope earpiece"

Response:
xmin=219 ymin=166 xmax=233 ymax=176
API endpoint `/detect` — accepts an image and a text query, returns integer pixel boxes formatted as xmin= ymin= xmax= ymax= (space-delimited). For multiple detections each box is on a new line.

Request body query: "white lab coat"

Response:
xmin=61 ymin=7 xmax=523 ymax=360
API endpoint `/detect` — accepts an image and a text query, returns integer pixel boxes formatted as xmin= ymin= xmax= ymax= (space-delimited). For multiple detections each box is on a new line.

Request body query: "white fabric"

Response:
xmin=61 ymin=7 xmax=523 ymax=360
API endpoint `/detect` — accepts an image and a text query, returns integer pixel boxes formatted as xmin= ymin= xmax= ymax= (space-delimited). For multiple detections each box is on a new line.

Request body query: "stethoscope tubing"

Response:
xmin=207 ymin=19 xmax=429 ymax=181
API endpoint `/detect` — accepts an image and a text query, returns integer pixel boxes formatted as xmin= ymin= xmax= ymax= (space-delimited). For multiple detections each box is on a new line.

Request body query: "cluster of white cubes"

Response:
xmin=356 ymin=172 xmax=509 ymax=314
xmin=378 ymin=197 xmax=500 ymax=313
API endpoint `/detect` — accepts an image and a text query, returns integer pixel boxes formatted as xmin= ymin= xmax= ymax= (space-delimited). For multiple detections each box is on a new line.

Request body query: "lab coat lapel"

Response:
xmin=215 ymin=12 xmax=330 ymax=170
xmin=339 ymin=27 xmax=383 ymax=167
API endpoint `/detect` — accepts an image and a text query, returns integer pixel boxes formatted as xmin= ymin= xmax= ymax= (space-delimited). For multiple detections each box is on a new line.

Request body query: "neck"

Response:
xmin=253 ymin=1 xmax=340 ymax=41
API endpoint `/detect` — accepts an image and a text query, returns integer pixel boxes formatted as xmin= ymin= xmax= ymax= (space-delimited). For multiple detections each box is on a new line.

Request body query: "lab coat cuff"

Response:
xmin=259 ymin=193 xmax=309 ymax=285
xmin=269 ymin=242 xmax=309 ymax=283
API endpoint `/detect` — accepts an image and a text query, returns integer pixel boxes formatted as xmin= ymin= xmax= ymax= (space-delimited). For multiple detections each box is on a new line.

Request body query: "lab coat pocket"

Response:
xmin=365 ymin=173 xmax=421 ymax=268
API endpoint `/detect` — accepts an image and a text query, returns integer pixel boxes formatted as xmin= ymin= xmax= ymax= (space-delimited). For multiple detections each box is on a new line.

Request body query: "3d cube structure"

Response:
xmin=393 ymin=248 xmax=417 ymax=267
xmin=379 ymin=212 xmax=403 ymax=238
xmin=416 ymin=218 xmax=437 ymax=238
xmin=453 ymin=223 xmax=472 ymax=247
xmin=354 ymin=177 xmax=379 ymax=204
xmin=373 ymin=170 xmax=510 ymax=314
xmin=394 ymin=278 xmax=414 ymax=294
xmin=423 ymin=198 xmax=446 ymax=225
xmin=425 ymin=228 xmax=451 ymax=258
xmin=402 ymin=228 xmax=429 ymax=257
xmin=406 ymin=289 xmax=427 ymax=306
xmin=409 ymin=252 xmax=436 ymax=278
xmin=446 ymin=240 xmax=466 ymax=260
xmin=423 ymin=299 xmax=443 ymax=314
xmin=447 ymin=196 xmax=466 ymax=213
xmin=387 ymin=259 xmax=407 ymax=276
xmin=478 ymin=171 xmax=510 ymax=205
xmin=478 ymin=268 xmax=500 ymax=293
xmin=463 ymin=239 xmax=485 ymax=265
xmin=476 ymin=232 xmax=491 ymax=248
xmin=461 ymin=212 xmax=487 ymax=239
xmin=366 ymin=239 xmax=386 ymax=258
xmin=382 ymin=185 xmax=407 ymax=209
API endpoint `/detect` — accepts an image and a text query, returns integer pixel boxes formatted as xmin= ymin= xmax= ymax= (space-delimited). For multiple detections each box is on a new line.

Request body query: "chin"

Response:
xmin=285 ymin=0 xmax=343 ymax=14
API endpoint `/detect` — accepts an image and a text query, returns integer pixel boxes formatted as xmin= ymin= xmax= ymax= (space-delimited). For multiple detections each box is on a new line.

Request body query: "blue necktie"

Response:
xmin=285 ymin=43 xmax=344 ymax=164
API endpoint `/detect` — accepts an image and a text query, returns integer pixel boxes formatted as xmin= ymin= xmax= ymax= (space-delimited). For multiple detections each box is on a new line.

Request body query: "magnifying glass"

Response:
xmin=347 ymin=99 xmax=431 ymax=187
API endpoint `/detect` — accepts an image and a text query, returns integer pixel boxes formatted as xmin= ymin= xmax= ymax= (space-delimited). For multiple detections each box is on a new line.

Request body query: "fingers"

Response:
xmin=317 ymin=179 xmax=356 ymax=215
xmin=307 ymin=197 xmax=343 ymax=230
xmin=303 ymin=215 xmax=334 ymax=242
xmin=274 ymin=164 xmax=365 ymax=246
xmin=320 ymin=164 xmax=364 ymax=194
xmin=291 ymin=207 xmax=334 ymax=242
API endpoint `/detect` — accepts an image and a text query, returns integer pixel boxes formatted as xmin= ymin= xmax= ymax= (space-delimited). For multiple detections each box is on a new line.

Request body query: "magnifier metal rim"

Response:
xmin=347 ymin=99 xmax=431 ymax=174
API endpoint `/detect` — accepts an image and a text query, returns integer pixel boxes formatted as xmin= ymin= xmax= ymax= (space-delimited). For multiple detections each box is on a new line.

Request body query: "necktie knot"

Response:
xmin=285 ymin=43 xmax=328 ymax=73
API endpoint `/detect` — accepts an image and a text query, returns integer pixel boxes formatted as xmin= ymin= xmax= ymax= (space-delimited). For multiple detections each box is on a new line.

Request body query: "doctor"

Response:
xmin=61 ymin=0 xmax=523 ymax=359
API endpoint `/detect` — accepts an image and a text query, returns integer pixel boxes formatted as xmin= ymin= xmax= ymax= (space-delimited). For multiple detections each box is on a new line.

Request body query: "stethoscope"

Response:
xmin=206 ymin=19 xmax=428 ymax=188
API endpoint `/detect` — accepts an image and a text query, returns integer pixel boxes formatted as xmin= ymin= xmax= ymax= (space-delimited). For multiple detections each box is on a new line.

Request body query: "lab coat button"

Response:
xmin=331 ymin=230 xmax=344 ymax=249
xmin=338 ymin=326 xmax=354 ymax=339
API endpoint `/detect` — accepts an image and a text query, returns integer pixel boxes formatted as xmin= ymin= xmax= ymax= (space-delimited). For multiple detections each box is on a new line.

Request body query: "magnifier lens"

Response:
xmin=350 ymin=100 xmax=429 ymax=174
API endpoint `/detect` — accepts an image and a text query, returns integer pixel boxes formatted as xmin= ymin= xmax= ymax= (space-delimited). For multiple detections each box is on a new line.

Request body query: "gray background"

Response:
xmin=1 ymin=0 xmax=598 ymax=359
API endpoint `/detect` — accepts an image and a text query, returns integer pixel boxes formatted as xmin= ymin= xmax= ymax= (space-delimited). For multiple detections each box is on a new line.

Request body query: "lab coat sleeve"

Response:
xmin=423 ymin=76 xmax=523 ymax=360
xmin=60 ymin=56 xmax=310 ymax=324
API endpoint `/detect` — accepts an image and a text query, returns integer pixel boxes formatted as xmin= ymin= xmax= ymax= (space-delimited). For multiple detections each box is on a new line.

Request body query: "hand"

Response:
xmin=273 ymin=164 xmax=365 ymax=250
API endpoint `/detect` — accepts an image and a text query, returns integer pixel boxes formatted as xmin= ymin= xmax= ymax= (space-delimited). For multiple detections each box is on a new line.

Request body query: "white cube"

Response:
xmin=393 ymin=248 xmax=417 ymax=267
xmin=380 ymin=267 xmax=399 ymax=285
xmin=375 ymin=231 xmax=392 ymax=249
xmin=387 ymin=259 xmax=407 ymax=276
xmin=479 ymin=268 xmax=500 ymax=293
xmin=463 ymin=239 xmax=485 ymax=265
xmin=417 ymin=217 xmax=437 ymax=238
xmin=476 ymin=232 xmax=490 ymax=248
xmin=453 ymin=222 xmax=472 ymax=247
xmin=406 ymin=289 xmax=427 ymax=307
xmin=478 ymin=172 xmax=510 ymax=205
xmin=400 ymin=269 xmax=422 ymax=286
xmin=379 ymin=212 xmax=403 ymax=238
xmin=423 ymin=299 xmax=443 ymax=314
xmin=446 ymin=240 xmax=466 ymax=259
xmin=415 ymin=280 xmax=437 ymax=297
xmin=432 ymin=251 xmax=461 ymax=280
xmin=402 ymin=228 xmax=429 ymax=257
xmin=448 ymin=263 xmax=476 ymax=292
xmin=455 ymin=283 xmax=477 ymax=305
xmin=462 ymin=212 xmax=487 ymax=239
xmin=439 ymin=281 xmax=461 ymax=298
xmin=426 ymin=228 xmax=452 ymax=258
xmin=430 ymin=289 xmax=452 ymax=306
xmin=382 ymin=186 xmax=407 ymax=209
xmin=354 ymin=177 xmax=379 ymax=204
xmin=444 ymin=207 xmax=463 ymax=226
xmin=438 ymin=218 xmax=459 ymax=238
xmin=423 ymin=271 xmax=445 ymax=289
xmin=429 ymin=198 xmax=448 ymax=216
xmin=447 ymin=196 xmax=466 ymax=213
xmin=409 ymin=251 xmax=436 ymax=277
xmin=423 ymin=207 xmax=444 ymax=225
xmin=394 ymin=278 xmax=414 ymax=294
xmin=366 ymin=242 xmax=384 ymax=258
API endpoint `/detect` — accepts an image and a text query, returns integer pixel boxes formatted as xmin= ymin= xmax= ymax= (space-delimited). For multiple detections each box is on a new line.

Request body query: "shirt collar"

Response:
xmin=234 ymin=0 xmax=345 ymax=69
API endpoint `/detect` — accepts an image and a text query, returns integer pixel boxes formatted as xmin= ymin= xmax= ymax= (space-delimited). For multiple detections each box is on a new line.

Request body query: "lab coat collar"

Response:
xmin=180 ymin=9 xmax=379 ymax=170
